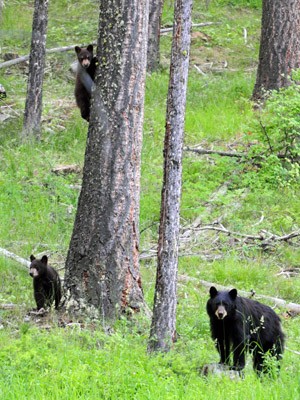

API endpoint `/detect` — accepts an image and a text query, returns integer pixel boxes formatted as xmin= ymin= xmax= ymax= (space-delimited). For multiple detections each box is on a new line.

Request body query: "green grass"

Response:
xmin=1 ymin=0 xmax=300 ymax=398
xmin=0 ymin=295 xmax=299 ymax=400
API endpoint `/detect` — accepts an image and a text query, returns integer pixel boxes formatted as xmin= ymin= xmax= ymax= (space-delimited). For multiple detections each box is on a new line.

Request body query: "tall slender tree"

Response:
xmin=252 ymin=0 xmax=300 ymax=101
xmin=148 ymin=0 xmax=193 ymax=352
xmin=23 ymin=0 xmax=49 ymax=138
xmin=147 ymin=0 xmax=164 ymax=72
xmin=64 ymin=0 xmax=149 ymax=321
xmin=0 ymin=1 xmax=3 ymax=21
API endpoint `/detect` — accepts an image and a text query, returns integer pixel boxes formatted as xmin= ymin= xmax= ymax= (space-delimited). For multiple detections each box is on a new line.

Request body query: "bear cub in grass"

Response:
xmin=206 ymin=286 xmax=285 ymax=374
xmin=29 ymin=255 xmax=61 ymax=310
xmin=74 ymin=44 xmax=97 ymax=121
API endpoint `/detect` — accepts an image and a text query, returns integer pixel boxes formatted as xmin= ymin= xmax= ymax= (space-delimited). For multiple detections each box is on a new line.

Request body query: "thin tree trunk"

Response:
xmin=147 ymin=0 xmax=164 ymax=72
xmin=64 ymin=0 xmax=149 ymax=322
xmin=23 ymin=0 xmax=48 ymax=138
xmin=148 ymin=0 xmax=192 ymax=352
xmin=252 ymin=0 xmax=300 ymax=101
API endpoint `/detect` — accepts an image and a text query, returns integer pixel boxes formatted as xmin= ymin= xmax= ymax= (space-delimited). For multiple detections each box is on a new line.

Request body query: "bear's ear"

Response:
xmin=209 ymin=286 xmax=218 ymax=298
xmin=87 ymin=44 xmax=93 ymax=53
xmin=75 ymin=46 xmax=81 ymax=54
xmin=229 ymin=289 xmax=237 ymax=300
xmin=30 ymin=254 xmax=35 ymax=262
xmin=41 ymin=255 xmax=48 ymax=265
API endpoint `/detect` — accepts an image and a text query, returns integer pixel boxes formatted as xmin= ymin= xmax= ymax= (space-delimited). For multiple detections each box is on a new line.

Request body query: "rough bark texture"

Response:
xmin=148 ymin=0 xmax=192 ymax=352
xmin=252 ymin=0 xmax=300 ymax=101
xmin=64 ymin=0 xmax=149 ymax=321
xmin=23 ymin=0 xmax=48 ymax=138
xmin=147 ymin=0 xmax=164 ymax=72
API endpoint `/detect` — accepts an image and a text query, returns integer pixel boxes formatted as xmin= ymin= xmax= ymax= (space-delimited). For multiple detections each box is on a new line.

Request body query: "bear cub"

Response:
xmin=74 ymin=44 xmax=97 ymax=121
xmin=29 ymin=255 xmax=62 ymax=310
xmin=206 ymin=286 xmax=285 ymax=374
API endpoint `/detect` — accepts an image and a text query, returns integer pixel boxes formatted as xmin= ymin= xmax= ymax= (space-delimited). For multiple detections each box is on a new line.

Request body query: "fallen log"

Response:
xmin=179 ymin=275 xmax=300 ymax=314
xmin=0 ymin=247 xmax=30 ymax=268
xmin=1 ymin=247 xmax=299 ymax=314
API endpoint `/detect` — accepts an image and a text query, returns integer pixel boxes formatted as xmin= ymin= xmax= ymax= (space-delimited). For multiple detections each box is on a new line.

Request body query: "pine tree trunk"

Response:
xmin=64 ymin=0 xmax=149 ymax=322
xmin=252 ymin=0 xmax=300 ymax=101
xmin=23 ymin=0 xmax=48 ymax=138
xmin=147 ymin=0 xmax=164 ymax=72
xmin=148 ymin=0 xmax=192 ymax=352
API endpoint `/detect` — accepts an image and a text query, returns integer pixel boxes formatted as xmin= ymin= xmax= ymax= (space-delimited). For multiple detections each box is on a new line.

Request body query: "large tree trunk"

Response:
xmin=147 ymin=0 xmax=164 ymax=72
xmin=252 ymin=0 xmax=300 ymax=101
xmin=22 ymin=0 xmax=48 ymax=138
xmin=148 ymin=0 xmax=192 ymax=352
xmin=64 ymin=0 xmax=149 ymax=321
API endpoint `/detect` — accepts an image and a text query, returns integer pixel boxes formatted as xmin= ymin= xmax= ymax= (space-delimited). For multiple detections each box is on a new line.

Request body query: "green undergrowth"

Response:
xmin=0 ymin=312 xmax=299 ymax=400
xmin=1 ymin=0 xmax=300 ymax=399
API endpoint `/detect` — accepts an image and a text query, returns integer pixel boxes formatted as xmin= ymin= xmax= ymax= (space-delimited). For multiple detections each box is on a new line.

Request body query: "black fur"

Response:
xmin=29 ymin=255 xmax=61 ymax=310
xmin=206 ymin=286 xmax=285 ymax=374
xmin=74 ymin=44 xmax=97 ymax=121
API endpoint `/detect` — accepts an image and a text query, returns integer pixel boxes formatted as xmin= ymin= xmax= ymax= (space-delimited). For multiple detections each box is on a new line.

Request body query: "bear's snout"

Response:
xmin=81 ymin=59 xmax=91 ymax=68
xmin=215 ymin=305 xmax=227 ymax=320
xmin=29 ymin=267 xmax=39 ymax=278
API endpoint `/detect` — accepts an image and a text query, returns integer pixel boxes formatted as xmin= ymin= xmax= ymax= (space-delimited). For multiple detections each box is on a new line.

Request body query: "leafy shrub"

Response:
xmin=248 ymin=71 xmax=300 ymax=186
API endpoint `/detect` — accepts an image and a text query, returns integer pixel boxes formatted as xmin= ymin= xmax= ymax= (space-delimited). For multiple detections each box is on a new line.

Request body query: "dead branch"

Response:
xmin=185 ymin=145 xmax=299 ymax=162
xmin=0 ymin=43 xmax=97 ymax=69
xmin=51 ymin=164 xmax=81 ymax=175
xmin=194 ymin=64 xmax=206 ymax=76
xmin=0 ymin=247 xmax=30 ymax=268
xmin=160 ymin=22 xmax=218 ymax=34
xmin=0 ymin=303 xmax=16 ymax=310
xmin=192 ymin=223 xmax=300 ymax=247
xmin=184 ymin=146 xmax=244 ymax=158
xmin=286 ymin=348 xmax=300 ymax=356
xmin=140 ymin=249 xmax=223 ymax=262
xmin=243 ymin=27 xmax=247 ymax=45
xmin=194 ymin=223 xmax=262 ymax=241
xmin=0 ymin=55 xmax=30 ymax=69
xmin=179 ymin=275 xmax=300 ymax=314
xmin=193 ymin=223 xmax=300 ymax=245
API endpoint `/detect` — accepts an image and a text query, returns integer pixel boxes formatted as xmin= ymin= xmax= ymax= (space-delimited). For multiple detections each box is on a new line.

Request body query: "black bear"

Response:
xmin=206 ymin=286 xmax=285 ymax=374
xmin=29 ymin=255 xmax=62 ymax=310
xmin=74 ymin=44 xmax=97 ymax=121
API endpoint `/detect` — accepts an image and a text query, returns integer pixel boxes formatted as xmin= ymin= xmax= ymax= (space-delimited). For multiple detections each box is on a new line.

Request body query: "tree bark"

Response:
xmin=147 ymin=0 xmax=164 ymax=72
xmin=252 ymin=0 xmax=300 ymax=101
xmin=64 ymin=0 xmax=149 ymax=321
xmin=148 ymin=0 xmax=192 ymax=352
xmin=22 ymin=0 xmax=48 ymax=138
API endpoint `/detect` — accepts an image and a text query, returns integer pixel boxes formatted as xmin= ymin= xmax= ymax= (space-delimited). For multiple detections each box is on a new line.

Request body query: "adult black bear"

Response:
xmin=206 ymin=286 xmax=285 ymax=374
xmin=74 ymin=44 xmax=97 ymax=121
xmin=29 ymin=255 xmax=62 ymax=310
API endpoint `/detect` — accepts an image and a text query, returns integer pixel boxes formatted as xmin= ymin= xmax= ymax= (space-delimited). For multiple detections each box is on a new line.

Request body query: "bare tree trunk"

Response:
xmin=64 ymin=0 xmax=149 ymax=322
xmin=22 ymin=0 xmax=48 ymax=139
xmin=147 ymin=0 xmax=164 ymax=72
xmin=148 ymin=0 xmax=192 ymax=352
xmin=0 ymin=1 xmax=3 ymax=21
xmin=252 ymin=0 xmax=300 ymax=101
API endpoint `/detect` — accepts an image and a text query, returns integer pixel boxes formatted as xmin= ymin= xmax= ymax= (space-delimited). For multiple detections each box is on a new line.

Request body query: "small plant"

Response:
xmin=259 ymin=348 xmax=282 ymax=379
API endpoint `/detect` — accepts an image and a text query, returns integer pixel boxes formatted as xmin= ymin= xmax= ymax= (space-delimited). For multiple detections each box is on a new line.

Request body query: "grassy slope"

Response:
xmin=0 ymin=0 xmax=299 ymax=398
